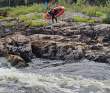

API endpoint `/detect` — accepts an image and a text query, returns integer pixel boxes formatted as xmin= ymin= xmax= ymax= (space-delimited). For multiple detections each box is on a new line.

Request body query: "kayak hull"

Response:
xmin=45 ymin=6 xmax=65 ymax=19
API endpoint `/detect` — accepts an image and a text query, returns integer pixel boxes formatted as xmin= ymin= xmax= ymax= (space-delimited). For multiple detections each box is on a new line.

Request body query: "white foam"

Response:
xmin=0 ymin=68 xmax=110 ymax=93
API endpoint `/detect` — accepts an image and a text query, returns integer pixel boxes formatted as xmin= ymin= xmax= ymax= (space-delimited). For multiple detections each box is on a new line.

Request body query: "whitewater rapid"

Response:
xmin=0 ymin=57 xmax=110 ymax=93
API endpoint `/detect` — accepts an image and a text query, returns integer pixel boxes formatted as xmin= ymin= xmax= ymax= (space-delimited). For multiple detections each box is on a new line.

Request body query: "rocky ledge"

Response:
xmin=0 ymin=17 xmax=110 ymax=67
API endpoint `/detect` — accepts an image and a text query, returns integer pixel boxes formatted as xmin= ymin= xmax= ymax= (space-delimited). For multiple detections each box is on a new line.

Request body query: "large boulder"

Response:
xmin=5 ymin=33 xmax=33 ymax=62
xmin=30 ymin=34 xmax=85 ymax=60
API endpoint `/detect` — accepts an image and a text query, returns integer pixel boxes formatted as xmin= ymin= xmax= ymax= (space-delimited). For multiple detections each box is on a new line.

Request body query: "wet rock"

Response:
xmin=90 ymin=43 xmax=103 ymax=50
xmin=6 ymin=54 xmax=28 ymax=67
xmin=0 ymin=39 xmax=8 ymax=56
xmin=6 ymin=33 xmax=33 ymax=62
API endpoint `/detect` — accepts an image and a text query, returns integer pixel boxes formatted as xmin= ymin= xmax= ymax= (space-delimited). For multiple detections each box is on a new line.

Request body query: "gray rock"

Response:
xmin=6 ymin=33 xmax=33 ymax=62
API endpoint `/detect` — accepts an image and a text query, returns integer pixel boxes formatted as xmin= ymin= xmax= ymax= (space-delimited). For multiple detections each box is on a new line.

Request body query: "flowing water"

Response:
xmin=0 ymin=57 xmax=110 ymax=93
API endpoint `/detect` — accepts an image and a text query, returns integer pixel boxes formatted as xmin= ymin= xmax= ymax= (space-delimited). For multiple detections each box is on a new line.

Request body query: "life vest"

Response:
xmin=51 ymin=9 xmax=54 ymax=13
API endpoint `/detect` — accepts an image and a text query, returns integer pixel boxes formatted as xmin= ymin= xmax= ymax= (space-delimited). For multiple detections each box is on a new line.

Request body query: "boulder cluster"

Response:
xmin=0 ymin=18 xmax=110 ymax=67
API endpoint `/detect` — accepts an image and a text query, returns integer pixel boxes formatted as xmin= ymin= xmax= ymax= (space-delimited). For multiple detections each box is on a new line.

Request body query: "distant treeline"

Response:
xmin=0 ymin=0 xmax=51 ymax=7
xmin=0 ymin=0 xmax=108 ymax=7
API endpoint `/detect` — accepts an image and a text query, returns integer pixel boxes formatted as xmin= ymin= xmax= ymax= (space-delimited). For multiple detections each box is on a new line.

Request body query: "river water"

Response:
xmin=0 ymin=57 xmax=110 ymax=93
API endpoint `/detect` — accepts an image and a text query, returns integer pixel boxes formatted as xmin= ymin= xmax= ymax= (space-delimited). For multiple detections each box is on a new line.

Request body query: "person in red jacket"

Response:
xmin=48 ymin=7 xmax=57 ymax=23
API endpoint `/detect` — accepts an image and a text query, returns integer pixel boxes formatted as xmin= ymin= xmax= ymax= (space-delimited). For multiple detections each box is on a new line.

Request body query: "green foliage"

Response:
xmin=105 ymin=0 xmax=110 ymax=18
xmin=5 ymin=23 xmax=14 ymax=27
xmin=25 ymin=20 xmax=49 ymax=27
xmin=57 ymin=0 xmax=66 ymax=6
xmin=19 ymin=15 xmax=30 ymax=22
xmin=0 ymin=16 xmax=4 ymax=19
xmin=87 ymin=9 xmax=96 ymax=17
xmin=32 ymin=14 xmax=42 ymax=20
xmin=102 ymin=17 xmax=110 ymax=24
xmin=74 ymin=16 xmax=85 ymax=22
xmin=101 ymin=0 xmax=110 ymax=24
xmin=8 ymin=4 xmax=47 ymax=17
xmin=95 ymin=12 xmax=104 ymax=17
xmin=25 ymin=20 xmax=33 ymax=27
xmin=85 ymin=19 xmax=94 ymax=24
xmin=0 ymin=7 xmax=12 ymax=17
xmin=74 ymin=16 xmax=94 ymax=24
xmin=0 ymin=16 xmax=5 ymax=20
xmin=77 ymin=0 xmax=86 ymax=5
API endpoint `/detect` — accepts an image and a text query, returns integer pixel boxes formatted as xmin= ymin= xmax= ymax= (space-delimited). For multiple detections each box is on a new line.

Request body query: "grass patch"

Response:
xmin=8 ymin=4 xmax=47 ymax=17
xmin=0 ymin=16 xmax=5 ymax=20
xmin=32 ymin=14 xmax=42 ymax=20
xmin=85 ymin=19 xmax=94 ymax=24
xmin=0 ymin=16 xmax=4 ymax=19
xmin=74 ymin=16 xmax=94 ymax=24
xmin=25 ymin=20 xmax=49 ymax=27
xmin=19 ymin=15 xmax=30 ymax=22
xmin=5 ymin=23 xmax=15 ymax=27
xmin=74 ymin=16 xmax=85 ymax=22
xmin=95 ymin=12 xmax=104 ymax=17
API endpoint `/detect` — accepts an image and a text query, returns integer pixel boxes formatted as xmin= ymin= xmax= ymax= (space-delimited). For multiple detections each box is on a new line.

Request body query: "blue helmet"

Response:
xmin=51 ymin=7 xmax=53 ymax=8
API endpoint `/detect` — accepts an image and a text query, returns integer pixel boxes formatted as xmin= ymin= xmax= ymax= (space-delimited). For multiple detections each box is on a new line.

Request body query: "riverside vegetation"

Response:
xmin=0 ymin=0 xmax=110 ymax=24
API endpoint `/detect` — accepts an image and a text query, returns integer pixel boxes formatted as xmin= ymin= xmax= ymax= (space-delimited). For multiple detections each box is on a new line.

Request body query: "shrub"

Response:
xmin=25 ymin=20 xmax=33 ymax=27
xmin=87 ymin=8 xmax=96 ymax=17
xmin=5 ymin=23 xmax=15 ymax=27
xmin=32 ymin=14 xmax=42 ymax=20
xmin=74 ymin=16 xmax=94 ymax=24
xmin=25 ymin=20 xmax=49 ymax=27
xmin=74 ymin=16 xmax=85 ymax=22
xmin=102 ymin=17 xmax=110 ymax=24
xmin=0 ymin=16 xmax=5 ymax=20
xmin=95 ymin=11 xmax=104 ymax=17
xmin=101 ymin=0 xmax=110 ymax=24
xmin=105 ymin=0 xmax=110 ymax=18
xmin=0 ymin=7 xmax=12 ymax=17
xmin=85 ymin=19 xmax=94 ymax=24
xmin=0 ymin=16 xmax=4 ymax=19
xmin=8 ymin=4 xmax=47 ymax=17
xmin=57 ymin=0 xmax=66 ymax=6
xmin=19 ymin=15 xmax=30 ymax=22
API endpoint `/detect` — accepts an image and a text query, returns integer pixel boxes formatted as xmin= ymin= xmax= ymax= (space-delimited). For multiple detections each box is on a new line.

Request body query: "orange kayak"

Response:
xmin=45 ymin=6 xmax=65 ymax=19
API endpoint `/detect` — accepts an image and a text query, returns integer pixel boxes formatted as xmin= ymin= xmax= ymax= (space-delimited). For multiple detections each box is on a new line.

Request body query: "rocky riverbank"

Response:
xmin=0 ymin=11 xmax=110 ymax=67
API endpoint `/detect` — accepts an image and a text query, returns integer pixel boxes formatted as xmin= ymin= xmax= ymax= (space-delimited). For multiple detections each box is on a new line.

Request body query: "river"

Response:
xmin=0 ymin=57 xmax=110 ymax=93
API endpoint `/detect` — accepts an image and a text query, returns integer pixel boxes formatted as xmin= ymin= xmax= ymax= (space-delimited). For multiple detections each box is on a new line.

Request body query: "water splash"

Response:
xmin=0 ymin=68 xmax=110 ymax=93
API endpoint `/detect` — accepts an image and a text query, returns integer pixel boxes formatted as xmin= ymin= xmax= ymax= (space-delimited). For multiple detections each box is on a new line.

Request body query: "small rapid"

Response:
xmin=0 ymin=57 xmax=110 ymax=93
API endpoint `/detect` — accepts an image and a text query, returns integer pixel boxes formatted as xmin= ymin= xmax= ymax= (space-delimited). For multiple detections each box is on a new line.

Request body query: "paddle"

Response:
xmin=45 ymin=2 xmax=51 ymax=24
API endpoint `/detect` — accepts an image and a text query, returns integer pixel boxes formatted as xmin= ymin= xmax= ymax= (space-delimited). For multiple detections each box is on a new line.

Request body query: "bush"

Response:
xmin=95 ymin=11 xmax=104 ymax=17
xmin=102 ymin=17 xmax=110 ymax=24
xmin=19 ymin=15 xmax=30 ymax=22
xmin=0 ymin=16 xmax=5 ymax=20
xmin=74 ymin=16 xmax=94 ymax=24
xmin=74 ymin=16 xmax=85 ymax=22
xmin=8 ymin=4 xmax=47 ymax=17
xmin=5 ymin=23 xmax=14 ymax=27
xmin=0 ymin=16 xmax=4 ymax=19
xmin=25 ymin=20 xmax=49 ymax=27
xmin=105 ymin=0 xmax=110 ymax=18
xmin=101 ymin=0 xmax=110 ymax=24
xmin=85 ymin=19 xmax=94 ymax=24
xmin=32 ymin=14 xmax=42 ymax=20
xmin=25 ymin=20 xmax=33 ymax=27
xmin=0 ymin=7 xmax=12 ymax=17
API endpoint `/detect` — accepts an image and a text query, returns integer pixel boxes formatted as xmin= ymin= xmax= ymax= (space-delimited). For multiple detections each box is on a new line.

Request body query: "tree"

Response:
xmin=9 ymin=0 xmax=10 ymax=6
xmin=25 ymin=0 xmax=28 ymax=6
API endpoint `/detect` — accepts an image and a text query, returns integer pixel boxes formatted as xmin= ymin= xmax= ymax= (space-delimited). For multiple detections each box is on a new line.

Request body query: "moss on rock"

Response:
xmin=6 ymin=54 xmax=28 ymax=67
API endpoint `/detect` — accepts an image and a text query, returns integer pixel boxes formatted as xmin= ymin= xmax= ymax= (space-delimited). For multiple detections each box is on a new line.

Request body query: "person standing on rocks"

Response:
xmin=48 ymin=7 xmax=57 ymax=23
